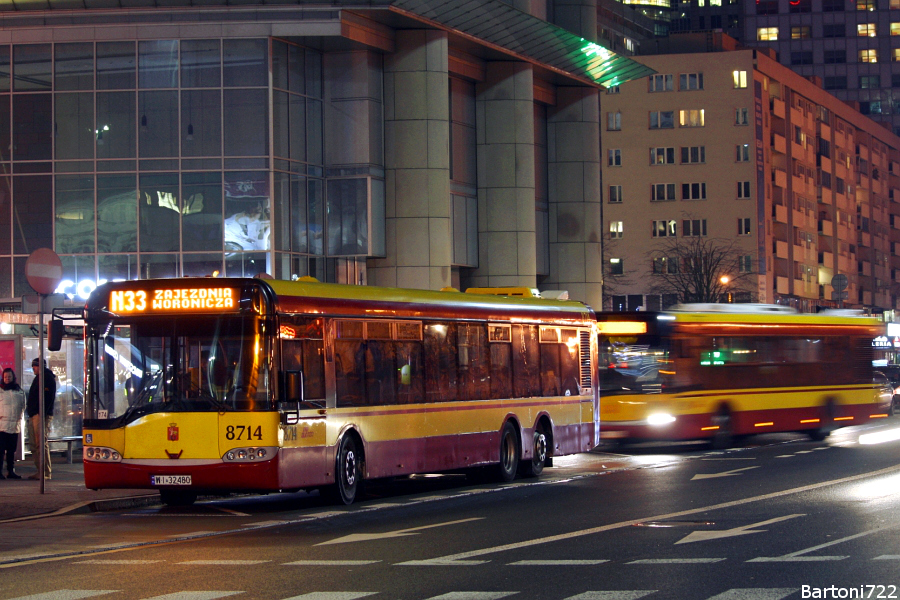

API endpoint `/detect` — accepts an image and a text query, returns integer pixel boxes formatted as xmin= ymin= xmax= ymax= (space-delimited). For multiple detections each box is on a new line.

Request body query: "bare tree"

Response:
xmin=646 ymin=235 xmax=755 ymax=304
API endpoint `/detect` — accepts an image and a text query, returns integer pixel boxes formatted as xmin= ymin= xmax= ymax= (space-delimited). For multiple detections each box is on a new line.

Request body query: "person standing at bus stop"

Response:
xmin=0 ymin=368 xmax=26 ymax=479
xmin=26 ymin=358 xmax=56 ymax=480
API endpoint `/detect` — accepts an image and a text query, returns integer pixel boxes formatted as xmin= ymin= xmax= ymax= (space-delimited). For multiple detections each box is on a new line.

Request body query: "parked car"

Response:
xmin=872 ymin=370 xmax=896 ymax=417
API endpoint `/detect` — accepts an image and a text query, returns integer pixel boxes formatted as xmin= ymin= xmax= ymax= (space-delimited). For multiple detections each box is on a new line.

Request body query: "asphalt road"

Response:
xmin=2 ymin=421 xmax=900 ymax=600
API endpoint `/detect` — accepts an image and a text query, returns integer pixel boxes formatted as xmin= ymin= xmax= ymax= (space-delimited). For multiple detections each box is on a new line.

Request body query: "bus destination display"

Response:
xmin=109 ymin=287 xmax=238 ymax=314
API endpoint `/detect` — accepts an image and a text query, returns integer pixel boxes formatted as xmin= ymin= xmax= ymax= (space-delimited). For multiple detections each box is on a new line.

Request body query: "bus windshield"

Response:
xmin=87 ymin=314 xmax=270 ymax=422
xmin=598 ymin=331 xmax=671 ymax=395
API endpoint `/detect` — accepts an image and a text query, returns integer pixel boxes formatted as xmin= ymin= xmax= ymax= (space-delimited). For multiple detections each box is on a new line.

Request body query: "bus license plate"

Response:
xmin=151 ymin=475 xmax=192 ymax=486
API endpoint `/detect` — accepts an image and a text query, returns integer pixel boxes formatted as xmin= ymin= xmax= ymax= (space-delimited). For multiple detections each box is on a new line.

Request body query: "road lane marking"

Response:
xmin=563 ymin=592 xmax=657 ymax=600
xmin=142 ymin=594 xmax=243 ymax=600
xmin=874 ymin=555 xmax=900 ymax=559
xmin=281 ymin=594 xmax=377 ymax=600
xmin=626 ymin=558 xmax=725 ymax=564
xmin=508 ymin=560 xmax=609 ymax=565
xmin=178 ymin=560 xmax=271 ymax=565
xmin=72 ymin=560 xmax=163 ymax=564
xmin=706 ymin=590 xmax=797 ymax=600
xmin=425 ymin=594 xmax=517 ymax=599
xmin=397 ymin=462 xmax=900 ymax=566
xmin=282 ymin=560 xmax=381 ymax=566
xmin=317 ymin=517 xmax=483 ymax=545
xmin=7 ymin=592 xmax=118 ymax=600
xmin=748 ymin=520 xmax=900 ymax=562
xmin=691 ymin=467 xmax=759 ymax=481
xmin=675 ymin=514 xmax=804 ymax=544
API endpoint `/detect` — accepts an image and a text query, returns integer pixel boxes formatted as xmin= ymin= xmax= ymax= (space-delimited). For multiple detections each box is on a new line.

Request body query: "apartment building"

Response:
xmin=601 ymin=37 xmax=900 ymax=312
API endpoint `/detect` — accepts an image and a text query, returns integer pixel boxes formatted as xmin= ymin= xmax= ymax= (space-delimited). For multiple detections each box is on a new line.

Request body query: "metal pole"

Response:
xmin=38 ymin=293 xmax=45 ymax=494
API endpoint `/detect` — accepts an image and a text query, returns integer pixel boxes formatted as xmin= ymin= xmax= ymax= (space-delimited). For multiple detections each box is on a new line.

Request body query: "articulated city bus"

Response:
xmin=81 ymin=277 xmax=598 ymax=505
xmin=598 ymin=304 xmax=890 ymax=448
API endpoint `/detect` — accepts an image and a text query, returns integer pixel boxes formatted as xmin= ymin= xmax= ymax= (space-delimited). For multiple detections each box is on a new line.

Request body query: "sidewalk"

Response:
xmin=0 ymin=459 xmax=158 ymax=522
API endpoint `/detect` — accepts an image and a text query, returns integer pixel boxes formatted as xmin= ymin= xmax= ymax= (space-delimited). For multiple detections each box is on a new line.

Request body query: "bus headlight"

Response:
xmin=84 ymin=446 xmax=122 ymax=462
xmin=647 ymin=413 xmax=676 ymax=426
xmin=222 ymin=447 xmax=275 ymax=463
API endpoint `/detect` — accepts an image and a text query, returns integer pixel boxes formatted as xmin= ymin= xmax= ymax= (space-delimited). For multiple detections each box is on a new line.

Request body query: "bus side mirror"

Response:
xmin=48 ymin=319 xmax=64 ymax=352
xmin=279 ymin=371 xmax=304 ymax=425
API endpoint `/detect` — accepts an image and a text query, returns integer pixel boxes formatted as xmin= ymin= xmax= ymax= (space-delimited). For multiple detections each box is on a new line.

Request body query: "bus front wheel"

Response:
xmin=709 ymin=407 xmax=733 ymax=450
xmin=329 ymin=434 xmax=362 ymax=505
xmin=497 ymin=422 xmax=519 ymax=482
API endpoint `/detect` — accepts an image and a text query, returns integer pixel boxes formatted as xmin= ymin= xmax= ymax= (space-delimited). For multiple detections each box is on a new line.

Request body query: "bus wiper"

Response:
xmin=185 ymin=379 xmax=230 ymax=411
xmin=120 ymin=370 xmax=164 ymax=420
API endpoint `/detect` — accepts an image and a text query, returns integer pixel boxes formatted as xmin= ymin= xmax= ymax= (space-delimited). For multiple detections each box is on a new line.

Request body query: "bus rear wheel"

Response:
xmin=518 ymin=425 xmax=548 ymax=478
xmin=497 ymin=422 xmax=519 ymax=482
xmin=159 ymin=489 xmax=198 ymax=507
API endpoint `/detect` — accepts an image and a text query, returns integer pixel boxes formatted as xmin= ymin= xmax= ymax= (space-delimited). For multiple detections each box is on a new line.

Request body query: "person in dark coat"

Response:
xmin=26 ymin=358 xmax=56 ymax=479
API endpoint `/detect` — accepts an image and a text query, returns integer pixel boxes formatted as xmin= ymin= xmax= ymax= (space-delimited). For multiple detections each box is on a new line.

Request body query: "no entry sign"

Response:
xmin=25 ymin=248 xmax=63 ymax=295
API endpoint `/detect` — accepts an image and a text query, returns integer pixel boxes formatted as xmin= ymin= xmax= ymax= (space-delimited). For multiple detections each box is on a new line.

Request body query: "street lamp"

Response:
xmin=720 ymin=275 xmax=732 ymax=303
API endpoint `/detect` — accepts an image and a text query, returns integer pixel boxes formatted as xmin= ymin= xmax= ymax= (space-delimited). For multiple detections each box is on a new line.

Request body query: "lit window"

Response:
xmin=733 ymin=70 xmax=749 ymax=88
xmin=859 ymin=49 xmax=878 ymax=63
xmin=856 ymin=0 xmax=875 ymax=10
xmin=891 ymin=23 xmax=900 ymax=35
xmin=791 ymin=26 xmax=811 ymax=39
xmin=610 ymin=221 xmax=624 ymax=239
xmin=652 ymin=220 xmax=677 ymax=237
xmin=756 ymin=28 xmax=778 ymax=41
xmin=858 ymin=23 xmax=877 ymax=37
xmin=609 ymin=258 xmax=624 ymax=276
xmin=679 ymin=109 xmax=705 ymax=127
xmin=894 ymin=49 xmax=900 ymax=62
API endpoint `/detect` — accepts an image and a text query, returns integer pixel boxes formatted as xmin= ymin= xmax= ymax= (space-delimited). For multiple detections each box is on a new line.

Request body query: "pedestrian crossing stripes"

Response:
xmin=3 ymin=589 xmax=800 ymax=600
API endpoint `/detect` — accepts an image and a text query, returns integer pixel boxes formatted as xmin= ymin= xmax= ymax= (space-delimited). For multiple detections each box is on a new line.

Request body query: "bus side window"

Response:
xmin=424 ymin=322 xmax=458 ymax=403
xmin=512 ymin=325 xmax=540 ymax=398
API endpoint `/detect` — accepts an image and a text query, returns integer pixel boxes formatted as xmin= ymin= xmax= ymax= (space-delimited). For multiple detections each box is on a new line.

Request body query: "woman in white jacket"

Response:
xmin=0 ymin=367 xmax=26 ymax=479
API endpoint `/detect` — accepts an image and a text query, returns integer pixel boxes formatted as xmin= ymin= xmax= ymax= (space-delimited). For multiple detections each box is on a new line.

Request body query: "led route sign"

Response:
xmin=109 ymin=287 xmax=238 ymax=314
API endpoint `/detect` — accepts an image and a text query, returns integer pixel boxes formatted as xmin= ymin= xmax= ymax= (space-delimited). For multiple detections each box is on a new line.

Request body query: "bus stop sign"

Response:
xmin=25 ymin=248 xmax=63 ymax=295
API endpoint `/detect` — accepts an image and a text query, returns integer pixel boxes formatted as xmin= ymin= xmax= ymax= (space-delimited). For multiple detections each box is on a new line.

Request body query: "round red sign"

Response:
xmin=25 ymin=248 xmax=63 ymax=295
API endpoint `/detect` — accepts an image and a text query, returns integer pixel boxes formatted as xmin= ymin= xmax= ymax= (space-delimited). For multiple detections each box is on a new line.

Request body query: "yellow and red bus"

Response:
xmin=81 ymin=277 xmax=598 ymax=505
xmin=598 ymin=304 xmax=891 ymax=448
